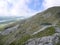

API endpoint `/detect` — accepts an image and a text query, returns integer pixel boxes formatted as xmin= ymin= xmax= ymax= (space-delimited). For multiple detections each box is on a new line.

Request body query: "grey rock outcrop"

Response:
xmin=26 ymin=33 xmax=60 ymax=45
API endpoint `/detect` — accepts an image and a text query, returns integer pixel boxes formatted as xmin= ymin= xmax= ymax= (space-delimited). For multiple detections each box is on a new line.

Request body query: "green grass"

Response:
xmin=33 ymin=27 xmax=55 ymax=38
xmin=10 ymin=34 xmax=31 ymax=45
xmin=0 ymin=21 xmax=18 ymax=31
xmin=56 ymin=42 xmax=60 ymax=45
xmin=0 ymin=23 xmax=14 ymax=31
xmin=17 ymin=35 xmax=31 ymax=45
xmin=0 ymin=35 xmax=7 ymax=45
xmin=57 ymin=21 xmax=60 ymax=27
xmin=0 ymin=24 xmax=6 ymax=31
xmin=10 ymin=27 xmax=55 ymax=45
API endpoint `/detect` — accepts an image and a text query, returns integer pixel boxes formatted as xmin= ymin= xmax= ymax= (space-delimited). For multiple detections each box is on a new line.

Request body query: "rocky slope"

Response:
xmin=0 ymin=6 xmax=60 ymax=45
xmin=25 ymin=28 xmax=60 ymax=45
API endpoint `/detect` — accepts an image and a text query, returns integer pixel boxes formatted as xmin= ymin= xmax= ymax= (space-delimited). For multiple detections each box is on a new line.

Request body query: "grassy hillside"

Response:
xmin=0 ymin=6 xmax=60 ymax=45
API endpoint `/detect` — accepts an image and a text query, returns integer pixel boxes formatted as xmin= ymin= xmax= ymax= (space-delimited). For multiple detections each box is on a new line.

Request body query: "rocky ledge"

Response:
xmin=25 ymin=33 xmax=60 ymax=45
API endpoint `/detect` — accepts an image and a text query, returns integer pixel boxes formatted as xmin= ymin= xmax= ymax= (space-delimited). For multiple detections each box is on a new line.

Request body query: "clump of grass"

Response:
xmin=0 ymin=35 xmax=6 ymax=45
xmin=33 ymin=27 xmax=55 ymax=38
xmin=18 ymin=35 xmax=31 ymax=45
xmin=10 ymin=34 xmax=31 ymax=45
xmin=56 ymin=41 xmax=60 ymax=45
xmin=0 ymin=24 xmax=6 ymax=31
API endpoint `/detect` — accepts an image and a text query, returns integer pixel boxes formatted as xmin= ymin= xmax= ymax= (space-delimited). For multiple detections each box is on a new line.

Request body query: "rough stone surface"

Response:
xmin=25 ymin=33 xmax=60 ymax=45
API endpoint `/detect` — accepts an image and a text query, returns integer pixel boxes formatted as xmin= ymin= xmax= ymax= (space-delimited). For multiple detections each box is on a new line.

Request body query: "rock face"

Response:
xmin=26 ymin=33 xmax=60 ymax=45
xmin=0 ymin=25 xmax=19 ymax=35
xmin=55 ymin=27 xmax=60 ymax=33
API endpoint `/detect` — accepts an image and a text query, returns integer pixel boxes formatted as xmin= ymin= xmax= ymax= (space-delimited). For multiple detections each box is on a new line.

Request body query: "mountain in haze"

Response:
xmin=0 ymin=6 xmax=60 ymax=45
xmin=0 ymin=16 xmax=25 ymax=24
xmin=0 ymin=16 xmax=25 ymax=20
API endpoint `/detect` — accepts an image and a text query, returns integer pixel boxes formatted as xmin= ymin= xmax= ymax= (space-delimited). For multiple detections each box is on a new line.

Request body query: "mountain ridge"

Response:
xmin=0 ymin=6 xmax=60 ymax=45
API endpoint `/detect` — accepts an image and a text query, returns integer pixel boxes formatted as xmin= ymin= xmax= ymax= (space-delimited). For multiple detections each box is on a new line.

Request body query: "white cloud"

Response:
xmin=43 ymin=0 xmax=60 ymax=9
xmin=0 ymin=0 xmax=35 ymax=17
xmin=0 ymin=0 xmax=60 ymax=17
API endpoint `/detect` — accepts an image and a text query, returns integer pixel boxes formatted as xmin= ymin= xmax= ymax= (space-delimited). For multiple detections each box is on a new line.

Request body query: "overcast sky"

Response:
xmin=0 ymin=0 xmax=60 ymax=17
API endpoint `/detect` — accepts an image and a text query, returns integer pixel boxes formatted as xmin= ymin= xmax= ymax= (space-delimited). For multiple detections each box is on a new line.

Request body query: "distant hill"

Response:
xmin=0 ymin=16 xmax=25 ymax=20
xmin=0 ymin=16 xmax=25 ymax=24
